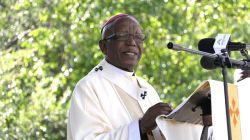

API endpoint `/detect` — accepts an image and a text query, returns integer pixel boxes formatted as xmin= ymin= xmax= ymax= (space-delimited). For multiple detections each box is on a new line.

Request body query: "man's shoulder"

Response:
xmin=76 ymin=71 xmax=101 ymax=86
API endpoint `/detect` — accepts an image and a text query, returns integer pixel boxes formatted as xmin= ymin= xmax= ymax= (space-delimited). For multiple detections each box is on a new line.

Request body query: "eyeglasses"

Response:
xmin=103 ymin=32 xmax=146 ymax=43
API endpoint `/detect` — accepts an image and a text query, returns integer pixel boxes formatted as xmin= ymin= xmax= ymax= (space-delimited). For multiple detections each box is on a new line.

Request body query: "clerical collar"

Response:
xmin=104 ymin=59 xmax=135 ymax=77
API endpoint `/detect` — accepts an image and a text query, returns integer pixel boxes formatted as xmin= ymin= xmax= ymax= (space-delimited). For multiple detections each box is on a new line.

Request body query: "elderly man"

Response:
xmin=67 ymin=14 xmax=172 ymax=140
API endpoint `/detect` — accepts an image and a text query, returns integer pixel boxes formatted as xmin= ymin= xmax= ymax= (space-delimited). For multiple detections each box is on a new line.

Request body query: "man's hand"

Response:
xmin=139 ymin=102 xmax=172 ymax=134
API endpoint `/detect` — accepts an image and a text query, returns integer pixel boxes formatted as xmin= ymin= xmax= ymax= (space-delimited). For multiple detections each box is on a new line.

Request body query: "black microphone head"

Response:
xmin=198 ymin=38 xmax=215 ymax=53
xmin=200 ymin=56 xmax=217 ymax=70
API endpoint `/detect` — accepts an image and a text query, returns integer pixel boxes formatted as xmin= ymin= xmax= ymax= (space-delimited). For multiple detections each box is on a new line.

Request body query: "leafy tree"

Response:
xmin=1 ymin=0 xmax=249 ymax=139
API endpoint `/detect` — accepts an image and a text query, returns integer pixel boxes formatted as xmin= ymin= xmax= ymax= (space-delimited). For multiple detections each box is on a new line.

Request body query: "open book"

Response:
xmin=161 ymin=81 xmax=211 ymax=125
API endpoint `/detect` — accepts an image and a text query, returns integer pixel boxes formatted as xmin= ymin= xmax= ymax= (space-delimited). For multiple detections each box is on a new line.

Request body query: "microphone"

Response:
xmin=200 ymin=56 xmax=221 ymax=70
xmin=198 ymin=38 xmax=250 ymax=53
xmin=200 ymin=56 xmax=250 ymax=70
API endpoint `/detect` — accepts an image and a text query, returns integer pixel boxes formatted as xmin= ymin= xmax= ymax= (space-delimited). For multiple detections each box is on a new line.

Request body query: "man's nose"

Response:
xmin=126 ymin=35 xmax=137 ymax=46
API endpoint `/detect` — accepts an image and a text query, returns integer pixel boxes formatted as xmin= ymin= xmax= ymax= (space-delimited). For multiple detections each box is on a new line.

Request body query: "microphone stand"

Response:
xmin=167 ymin=42 xmax=250 ymax=70
xmin=240 ymin=49 xmax=250 ymax=61
xmin=221 ymin=67 xmax=232 ymax=140
xmin=167 ymin=42 xmax=250 ymax=140
xmin=221 ymin=48 xmax=250 ymax=140
xmin=219 ymin=50 xmax=232 ymax=140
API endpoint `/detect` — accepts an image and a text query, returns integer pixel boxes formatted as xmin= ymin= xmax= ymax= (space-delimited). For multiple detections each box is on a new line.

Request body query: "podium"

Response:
xmin=156 ymin=79 xmax=250 ymax=140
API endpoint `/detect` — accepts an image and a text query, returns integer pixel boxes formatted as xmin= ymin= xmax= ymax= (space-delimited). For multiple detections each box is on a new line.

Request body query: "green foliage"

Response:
xmin=1 ymin=0 xmax=249 ymax=139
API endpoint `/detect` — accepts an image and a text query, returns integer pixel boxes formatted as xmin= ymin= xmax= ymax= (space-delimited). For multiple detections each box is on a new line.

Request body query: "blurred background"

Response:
xmin=1 ymin=0 xmax=249 ymax=139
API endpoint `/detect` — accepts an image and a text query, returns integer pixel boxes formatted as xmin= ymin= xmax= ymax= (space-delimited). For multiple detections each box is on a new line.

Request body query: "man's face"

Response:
xmin=102 ymin=16 xmax=144 ymax=72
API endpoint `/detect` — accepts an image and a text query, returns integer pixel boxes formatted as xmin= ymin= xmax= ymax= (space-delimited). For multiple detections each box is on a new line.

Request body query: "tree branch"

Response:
xmin=5 ymin=29 xmax=32 ymax=49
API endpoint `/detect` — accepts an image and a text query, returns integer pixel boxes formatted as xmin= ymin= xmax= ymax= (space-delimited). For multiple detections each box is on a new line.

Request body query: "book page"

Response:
xmin=160 ymin=81 xmax=210 ymax=125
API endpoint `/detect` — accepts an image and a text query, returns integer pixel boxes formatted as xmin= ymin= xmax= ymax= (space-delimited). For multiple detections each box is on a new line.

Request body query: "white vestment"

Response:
xmin=67 ymin=59 xmax=163 ymax=140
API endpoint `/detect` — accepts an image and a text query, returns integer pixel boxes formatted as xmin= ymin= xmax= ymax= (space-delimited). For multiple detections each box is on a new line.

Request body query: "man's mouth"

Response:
xmin=124 ymin=52 xmax=137 ymax=56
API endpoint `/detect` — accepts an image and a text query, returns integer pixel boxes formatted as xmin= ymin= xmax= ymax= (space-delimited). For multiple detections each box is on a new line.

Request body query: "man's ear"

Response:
xmin=99 ymin=40 xmax=107 ymax=55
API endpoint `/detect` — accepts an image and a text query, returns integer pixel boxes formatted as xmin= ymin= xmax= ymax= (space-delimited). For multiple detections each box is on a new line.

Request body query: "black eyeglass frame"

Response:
xmin=102 ymin=32 xmax=147 ymax=43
